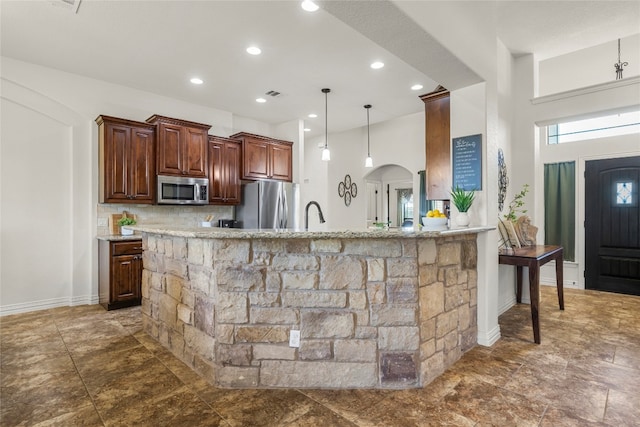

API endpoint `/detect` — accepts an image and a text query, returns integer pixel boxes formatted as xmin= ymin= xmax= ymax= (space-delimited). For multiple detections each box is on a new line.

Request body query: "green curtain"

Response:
xmin=544 ymin=162 xmax=576 ymax=261
xmin=418 ymin=170 xmax=426 ymax=219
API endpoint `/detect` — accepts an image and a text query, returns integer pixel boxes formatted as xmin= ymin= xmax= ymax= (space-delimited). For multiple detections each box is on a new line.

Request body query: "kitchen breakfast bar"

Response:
xmin=132 ymin=225 xmax=491 ymax=389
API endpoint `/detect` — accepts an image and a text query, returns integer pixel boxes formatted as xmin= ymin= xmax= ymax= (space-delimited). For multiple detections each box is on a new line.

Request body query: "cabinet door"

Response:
xmin=423 ymin=92 xmax=451 ymax=200
xmin=111 ymin=254 xmax=141 ymax=303
xmin=223 ymin=141 xmax=242 ymax=204
xmin=208 ymin=140 xmax=225 ymax=203
xmin=183 ymin=127 xmax=208 ymax=177
xmin=129 ymin=127 xmax=155 ymax=202
xmin=104 ymin=123 xmax=131 ymax=202
xmin=242 ymin=138 xmax=270 ymax=180
xmin=157 ymin=123 xmax=183 ymax=176
xmin=270 ymin=143 xmax=293 ymax=182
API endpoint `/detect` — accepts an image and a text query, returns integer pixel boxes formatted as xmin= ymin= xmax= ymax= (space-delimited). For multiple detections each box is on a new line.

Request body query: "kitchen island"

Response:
xmin=133 ymin=225 xmax=491 ymax=389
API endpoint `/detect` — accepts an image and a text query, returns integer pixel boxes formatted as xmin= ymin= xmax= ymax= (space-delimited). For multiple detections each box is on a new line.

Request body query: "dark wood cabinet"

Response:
xmin=420 ymin=87 xmax=451 ymax=201
xmin=96 ymin=116 xmax=155 ymax=204
xmin=208 ymin=135 xmax=242 ymax=205
xmin=98 ymin=239 xmax=143 ymax=310
xmin=231 ymin=132 xmax=293 ymax=182
xmin=146 ymin=115 xmax=211 ymax=178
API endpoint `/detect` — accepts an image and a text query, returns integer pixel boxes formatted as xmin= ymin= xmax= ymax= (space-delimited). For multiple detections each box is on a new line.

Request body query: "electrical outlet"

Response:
xmin=289 ymin=330 xmax=300 ymax=348
xmin=97 ymin=218 xmax=108 ymax=227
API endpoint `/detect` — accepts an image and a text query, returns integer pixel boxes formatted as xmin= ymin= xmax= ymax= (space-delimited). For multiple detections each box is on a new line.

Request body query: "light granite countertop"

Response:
xmin=128 ymin=224 xmax=494 ymax=239
xmin=96 ymin=234 xmax=143 ymax=242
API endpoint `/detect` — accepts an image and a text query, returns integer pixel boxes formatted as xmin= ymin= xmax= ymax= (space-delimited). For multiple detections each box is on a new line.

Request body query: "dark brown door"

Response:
xmin=243 ymin=137 xmax=270 ymax=180
xmin=105 ymin=123 xmax=130 ymax=201
xmin=129 ymin=127 xmax=155 ymax=202
xmin=157 ymin=123 xmax=183 ymax=176
xmin=270 ymin=143 xmax=293 ymax=182
xmin=112 ymin=254 xmax=141 ymax=302
xmin=585 ymin=156 xmax=640 ymax=295
xmin=184 ymin=126 xmax=208 ymax=177
xmin=224 ymin=141 xmax=242 ymax=204
xmin=209 ymin=139 xmax=224 ymax=203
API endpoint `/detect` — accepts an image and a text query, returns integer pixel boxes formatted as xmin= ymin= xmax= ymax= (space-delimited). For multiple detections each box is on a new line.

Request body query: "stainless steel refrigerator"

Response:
xmin=236 ymin=181 xmax=299 ymax=229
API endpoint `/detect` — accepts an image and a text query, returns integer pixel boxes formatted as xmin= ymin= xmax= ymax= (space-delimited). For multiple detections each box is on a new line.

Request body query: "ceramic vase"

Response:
xmin=456 ymin=212 xmax=470 ymax=227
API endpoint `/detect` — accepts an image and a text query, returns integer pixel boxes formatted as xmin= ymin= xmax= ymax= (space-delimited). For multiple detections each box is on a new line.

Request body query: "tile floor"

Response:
xmin=1 ymin=286 xmax=639 ymax=426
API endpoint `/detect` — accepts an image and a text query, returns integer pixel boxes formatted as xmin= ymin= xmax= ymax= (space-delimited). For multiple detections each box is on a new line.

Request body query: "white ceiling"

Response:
xmin=1 ymin=1 xmax=639 ymax=138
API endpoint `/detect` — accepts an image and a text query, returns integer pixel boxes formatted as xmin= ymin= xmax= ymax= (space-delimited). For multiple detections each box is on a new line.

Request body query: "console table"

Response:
xmin=499 ymin=245 xmax=564 ymax=344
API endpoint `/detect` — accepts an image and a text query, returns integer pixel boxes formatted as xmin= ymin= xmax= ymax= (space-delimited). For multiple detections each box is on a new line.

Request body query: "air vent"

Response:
xmin=265 ymin=90 xmax=282 ymax=98
xmin=51 ymin=0 xmax=82 ymax=13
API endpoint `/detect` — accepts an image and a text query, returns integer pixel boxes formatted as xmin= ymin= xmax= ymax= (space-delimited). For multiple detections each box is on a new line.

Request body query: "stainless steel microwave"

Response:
xmin=157 ymin=175 xmax=209 ymax=205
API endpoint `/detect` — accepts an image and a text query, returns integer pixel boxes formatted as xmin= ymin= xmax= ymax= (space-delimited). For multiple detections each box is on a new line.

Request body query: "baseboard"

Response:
xmin=0 ymin=294 xmax=99 ymax=316
xmin=499 ymin=296 xmax=517 ymax=315
xmin=477 ymin=325 xmax=501 ymax=347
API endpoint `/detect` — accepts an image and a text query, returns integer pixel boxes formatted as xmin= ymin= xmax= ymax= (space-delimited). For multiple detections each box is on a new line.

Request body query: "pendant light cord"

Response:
xmin=366 ymin=106 xmax=370 ymax=156
xmin=322 ymin=88 xmax=330 ymax=150
xmin=325 ymin=91 xmax=328 ymax=149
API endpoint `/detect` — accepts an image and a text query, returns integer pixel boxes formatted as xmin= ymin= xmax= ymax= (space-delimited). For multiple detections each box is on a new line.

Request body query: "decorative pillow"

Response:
xmin=499 ymin=218 xmax=521 ymax=248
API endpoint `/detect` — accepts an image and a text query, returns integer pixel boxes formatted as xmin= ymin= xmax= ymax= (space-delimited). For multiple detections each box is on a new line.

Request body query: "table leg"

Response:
xmin=529 ymin=265 xmax=540 ymax=344
xmin=555 ymin=253 xmax=564 ymax=310
xmin=516 ymin=266 xmax=523 ymax=303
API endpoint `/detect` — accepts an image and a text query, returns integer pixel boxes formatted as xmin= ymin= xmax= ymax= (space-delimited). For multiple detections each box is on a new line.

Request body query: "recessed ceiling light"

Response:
xmin=304 ymin=128 xmax=311 ymax=132
xmin=301 ymin=0 xmax=319 ymax=12
xmin=256 ymin=98 xmax=267 ymax=103
xmin=308 ymin=113 xmax=317 ymax=118
xmin=411 ymin=84 xmax=423 ymax=91
xmin=190 ymin=77 xmax=204 ymax=85
xmin=246 ymin=46 xmax=262 ymax=55
xmin=370 ymin=61 xmax=384 ymax=69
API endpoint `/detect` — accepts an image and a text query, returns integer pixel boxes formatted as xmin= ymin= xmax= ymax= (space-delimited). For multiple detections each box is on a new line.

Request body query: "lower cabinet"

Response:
xmin=98 ymin=239 xmax=142 ymax=310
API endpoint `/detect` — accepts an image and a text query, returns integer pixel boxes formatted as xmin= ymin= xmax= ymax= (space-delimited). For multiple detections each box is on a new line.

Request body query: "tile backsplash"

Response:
xmin=97 ymin=204 xmax=234 ymax=236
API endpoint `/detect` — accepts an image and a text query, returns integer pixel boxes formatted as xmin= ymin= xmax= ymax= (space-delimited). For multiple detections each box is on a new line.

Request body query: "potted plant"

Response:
xmin=504 ymin=183 xmax=529 ymax=222
xmin=117 ymin=216 xmax=136 ymax=235
xmin=450 ymin=185 xmax=475 ymax=226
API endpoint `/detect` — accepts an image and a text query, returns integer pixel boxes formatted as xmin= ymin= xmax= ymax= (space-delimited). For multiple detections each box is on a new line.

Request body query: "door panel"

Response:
xmin=158 ymin=124 xmax=182 ymax=175
xmin=130 ymin=127 xmax=155 ymax=201
xmin=184 ymin=127 xmax=207 ymax=177
xmin=224 ymin=142 xmax=241 ymax=203
xmin=585 ymin=156 xmax=640 ymax=295
xmin=107 ymin=124 xmax=129 ymax=200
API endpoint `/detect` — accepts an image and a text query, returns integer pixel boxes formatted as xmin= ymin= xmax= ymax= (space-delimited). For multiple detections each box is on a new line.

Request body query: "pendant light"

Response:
xmin=364 ymin=104 xmax=373 ymax=168
xmin=321 ymin=88 xmax=331 ymax=161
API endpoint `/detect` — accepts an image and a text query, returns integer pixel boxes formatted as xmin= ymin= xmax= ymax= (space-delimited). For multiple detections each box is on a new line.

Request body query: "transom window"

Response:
xmin=547 ymin=110 xmax=640 ymax=144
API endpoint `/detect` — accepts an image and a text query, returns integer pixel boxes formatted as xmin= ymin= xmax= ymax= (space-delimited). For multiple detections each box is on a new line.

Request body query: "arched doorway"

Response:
xmin=364 ymin=164 xmax=413 ymax=228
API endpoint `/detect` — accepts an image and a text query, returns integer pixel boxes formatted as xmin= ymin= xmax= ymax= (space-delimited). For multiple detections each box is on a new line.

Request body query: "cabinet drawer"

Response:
xmin=112 ymin=241 xmax=143 ymax=256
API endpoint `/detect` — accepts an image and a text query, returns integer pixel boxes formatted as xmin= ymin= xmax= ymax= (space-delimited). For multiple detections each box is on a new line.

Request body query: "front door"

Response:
xmin=585 ymin=156 xmax=640 ymax=295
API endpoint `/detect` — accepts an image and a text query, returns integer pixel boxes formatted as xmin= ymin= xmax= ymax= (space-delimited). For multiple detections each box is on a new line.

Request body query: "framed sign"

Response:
xmin=452 ymin=134 xmax=482 ymax=191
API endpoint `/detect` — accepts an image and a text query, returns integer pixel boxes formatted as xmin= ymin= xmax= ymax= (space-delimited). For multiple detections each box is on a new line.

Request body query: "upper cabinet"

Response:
xmin=231 ymin=132 xmax=293 ymax=182
xmin=420 ymin=86 xmax=451 ymax=201
xmin=146 ymin=115 xmax=211 ymax=178
xmin=96 ymin=115 xmax=156 ymax=204
xmin=208 ymin=135 xmax=242 ymax=205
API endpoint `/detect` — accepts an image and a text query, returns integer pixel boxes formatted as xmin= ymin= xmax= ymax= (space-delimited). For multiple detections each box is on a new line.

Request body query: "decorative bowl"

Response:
xmin=421 ymin=217 xmax=448 ymax=228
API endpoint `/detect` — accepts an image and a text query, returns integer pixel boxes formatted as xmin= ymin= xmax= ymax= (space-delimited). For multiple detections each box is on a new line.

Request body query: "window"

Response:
xmin=616 ymin=182 xmax=633 ymax=205
xmin=547 ymin=110 xmax=640 ymax=144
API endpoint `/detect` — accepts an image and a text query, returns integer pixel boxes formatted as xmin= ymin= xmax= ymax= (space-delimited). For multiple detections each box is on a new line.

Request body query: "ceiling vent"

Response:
xmin=51 ymin=0 xmax=82 ymax=14
xmin=265 ymin=90 xmax=282 ymax=98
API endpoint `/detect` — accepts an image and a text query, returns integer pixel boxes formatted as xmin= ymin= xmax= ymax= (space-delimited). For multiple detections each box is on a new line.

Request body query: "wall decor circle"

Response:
xmin=498 ymin=148 xmax=508 ymax=212
xmin=338 ymin=174 xmax=357 ymax=206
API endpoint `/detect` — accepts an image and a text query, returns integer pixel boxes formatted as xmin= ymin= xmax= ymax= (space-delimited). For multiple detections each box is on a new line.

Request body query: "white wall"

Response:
xmin=539 ymin=34 xmax=640 ymax=96
xmin=304 ymin=112 xmax=424 ymax=230
xmin=509 ymin=48 xmax=640 ymax=305
xmin=1 ymin=99 xmax=73 ymax=309
xmin=0 ymin=57 xmax=278 ymax=315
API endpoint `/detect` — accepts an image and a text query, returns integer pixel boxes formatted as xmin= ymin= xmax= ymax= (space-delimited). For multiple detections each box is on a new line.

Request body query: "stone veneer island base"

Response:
xmin=135 ymin=226 xmax=486 ymax=389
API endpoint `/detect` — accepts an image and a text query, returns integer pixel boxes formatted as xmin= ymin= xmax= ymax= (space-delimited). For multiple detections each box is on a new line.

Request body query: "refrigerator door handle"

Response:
xmin=281 ymin=188 xmax=288 ymax=229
